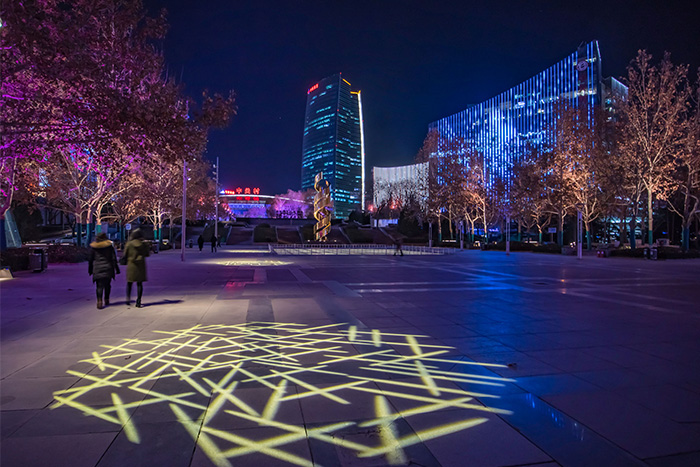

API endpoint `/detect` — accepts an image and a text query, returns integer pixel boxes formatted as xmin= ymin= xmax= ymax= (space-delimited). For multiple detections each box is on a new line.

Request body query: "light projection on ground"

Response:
xmin=52 ymin=323 xmax=514 ymax=466
xmin=217 ymin=259 xmax=292 ymax=267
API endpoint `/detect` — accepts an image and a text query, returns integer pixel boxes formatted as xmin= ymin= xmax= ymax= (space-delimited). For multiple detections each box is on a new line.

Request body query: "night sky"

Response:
xmin=144 ymin=0 xmax=700 ymax=194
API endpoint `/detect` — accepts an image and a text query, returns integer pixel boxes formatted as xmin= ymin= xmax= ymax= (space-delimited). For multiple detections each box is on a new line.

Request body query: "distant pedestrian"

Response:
xmin=393 ymin=236 xmax=404 ymax=256
xmin=217 ymin=234 xmax=222 ymax=248
xmin=210 ymin=234 xmax=217 ymax=252
xmin=197 ymin=234 xmax=204 ymax=252
xmin=88 ymin=232 xmax=120 ymax=309
xmin=123 ymin=229 xmax=150 ymax=308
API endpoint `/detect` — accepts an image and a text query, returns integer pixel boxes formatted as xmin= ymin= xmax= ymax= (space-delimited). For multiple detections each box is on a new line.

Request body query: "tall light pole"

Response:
xmin=181 ymin=159 xmax=187 ymax=262
xmin=214 ymin=157 xmax=219 ymax=242
xmin=506 ymin=215 xmax=511 ymax=256
xmin=577 ymin=208 xmax=583 ymax=260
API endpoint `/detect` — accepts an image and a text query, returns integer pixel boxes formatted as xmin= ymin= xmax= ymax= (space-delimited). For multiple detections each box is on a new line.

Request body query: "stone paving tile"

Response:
xmin=0 ymin=409 xmax=40 ymax=439
xmin=190 ymin=425 xmax=314 ymax=467
xmin=11 ymin=405 xmax=122 ymax=437
xmin=543 ymin=390 xmax=700 ymax=459
xmin=572 ymin=368 xmax=661 ymax=390
xmin=524 ymin=349 xmax=622 ymax=373
xmin=414 ymin=324 xmax=481 ymax=339
xmin=645 ymin=451 xmax=700 ymax=467
xmin=515 ymin=374 xmax=602 ymax=396
xmin=406 ymin=408 xmax=552 ymax=467
xmin=615 ymin=384 xmax=700 ymax=423
xmin=0 ymin=375 xmax=80 ymax=410
xmin=1 ymin=432 xmax=118 ymax=466
xmin=580 ymin=345 xmax=672 ymax=368
xmin=96 ymin=420 xmax=197 ymax=467
xmin=475 ymin=350 xmax=560 ymax=377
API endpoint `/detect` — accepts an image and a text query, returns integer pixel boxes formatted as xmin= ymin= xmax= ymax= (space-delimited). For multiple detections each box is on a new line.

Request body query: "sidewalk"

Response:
xmin=1 ymin=247 xmax=699 ymax=466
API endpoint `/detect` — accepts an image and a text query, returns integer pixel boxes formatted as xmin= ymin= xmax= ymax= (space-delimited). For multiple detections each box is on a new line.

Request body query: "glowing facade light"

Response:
xmin=429 ymin=40 xmax=625 ymax=185
xmin=54 ymin=322 xmax=513 ymax=465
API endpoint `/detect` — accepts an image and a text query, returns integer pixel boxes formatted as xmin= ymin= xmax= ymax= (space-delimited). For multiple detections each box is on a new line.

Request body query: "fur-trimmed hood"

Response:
xmin=90 ymin=240 xmax=113 ymax=249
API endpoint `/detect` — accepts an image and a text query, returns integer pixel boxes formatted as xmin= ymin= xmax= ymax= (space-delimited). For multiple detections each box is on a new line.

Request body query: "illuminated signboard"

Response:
xmin=307 ymin=83 xmax=319 ymax=94
xmin=223 ymin=188 xmax=261 ymax=195
xmin=53 ymin=322 xmax=513 ymax=466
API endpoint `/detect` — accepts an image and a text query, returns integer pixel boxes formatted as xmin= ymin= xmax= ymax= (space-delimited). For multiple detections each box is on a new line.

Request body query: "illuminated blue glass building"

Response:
xmin=301 ymin=73 xmax=365 ymax=219
xmin=430 ymin=41 xmax=625 ymax=182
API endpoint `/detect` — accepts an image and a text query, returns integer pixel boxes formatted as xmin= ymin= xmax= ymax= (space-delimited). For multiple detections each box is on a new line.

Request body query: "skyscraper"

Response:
xmin=301 ymin=73 xmax=365 ymax=219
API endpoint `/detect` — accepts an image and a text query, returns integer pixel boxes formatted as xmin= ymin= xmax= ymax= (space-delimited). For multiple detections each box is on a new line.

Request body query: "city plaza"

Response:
xmin=1 ymin=247 xmax=699 ymax=466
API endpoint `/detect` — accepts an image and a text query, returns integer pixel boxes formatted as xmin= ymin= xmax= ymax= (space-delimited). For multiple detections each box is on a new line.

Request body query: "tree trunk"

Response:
xmin=619 ymin=206 xmax=627 ymax=245
xmin=448 ymin=209 xmax=453 ymax=239
xmin=647 ymin=191 xmax=654 ymax=246
xmin=76 ymin=213 xmax=83 ymax=247
xmin=557 ymin=212 xmax=564 ymax=246
xmin=585 ymin=221 xmax=591 ymax=250
xmin=0 ymin=216 xmax=6 ymax=251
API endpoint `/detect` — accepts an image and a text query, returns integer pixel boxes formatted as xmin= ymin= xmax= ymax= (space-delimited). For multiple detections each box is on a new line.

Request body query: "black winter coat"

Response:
xmin=88 ymin=240 xmax=120 ymax=282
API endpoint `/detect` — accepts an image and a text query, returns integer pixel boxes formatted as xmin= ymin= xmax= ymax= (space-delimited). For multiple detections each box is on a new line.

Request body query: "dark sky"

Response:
xmin=144 ymin=0 xmax=700 ymax=194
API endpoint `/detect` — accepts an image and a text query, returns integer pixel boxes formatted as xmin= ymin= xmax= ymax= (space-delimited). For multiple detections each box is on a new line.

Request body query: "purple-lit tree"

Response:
xmin=1 ymin=0 xmax=234 ymax=249
xmin=270 ymin=189 xmax=313 ymax=219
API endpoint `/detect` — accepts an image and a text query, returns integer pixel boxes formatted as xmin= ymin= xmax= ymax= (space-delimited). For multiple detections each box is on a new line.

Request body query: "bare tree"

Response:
xmin=664 ymin=75 xmax=700 ymax=250
xmin=511 ymin=146 xmax=550 ymax=243
xmin=620 ymin=50 xmax=689 ymax=246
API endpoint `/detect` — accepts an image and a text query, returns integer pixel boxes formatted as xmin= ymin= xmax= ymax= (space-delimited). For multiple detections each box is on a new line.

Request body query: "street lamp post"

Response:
xmin=576 ymin=205 xmax=583 ymax=260
xmin=214 ymin=157 xmax=219 ymax=243
xmin=181 ymin=159 xmax=187 ymax=262
xmin=506 ymin=215 xmax=511 ymax=256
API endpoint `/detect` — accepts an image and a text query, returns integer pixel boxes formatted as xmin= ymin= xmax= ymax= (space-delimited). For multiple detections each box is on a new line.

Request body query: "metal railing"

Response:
xmin=271 ymin=243 xmax=455 ymax=256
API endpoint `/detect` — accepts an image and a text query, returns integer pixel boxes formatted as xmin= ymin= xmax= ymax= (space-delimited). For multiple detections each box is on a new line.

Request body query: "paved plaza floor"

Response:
xmin=1 ymin=246 xmax=699 ymax=466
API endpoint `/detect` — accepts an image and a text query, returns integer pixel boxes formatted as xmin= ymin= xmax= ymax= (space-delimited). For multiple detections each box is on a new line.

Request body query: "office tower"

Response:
xmin=430 ymin=41 xmax=626 ymax=183
xmin=301 ymin=73 xmax=365 ymax=219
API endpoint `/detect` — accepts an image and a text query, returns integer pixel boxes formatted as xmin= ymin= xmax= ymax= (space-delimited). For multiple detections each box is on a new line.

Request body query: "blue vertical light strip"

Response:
xmin=355 ymin=90 xmax=366 ymax=210
xmin=432 ymin=41 xmax=606 ymax=186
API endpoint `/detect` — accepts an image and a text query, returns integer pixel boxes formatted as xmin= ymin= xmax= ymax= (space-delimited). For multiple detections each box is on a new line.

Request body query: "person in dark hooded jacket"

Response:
xmin=88 ymin=232 xmax=120 ymax=309
xmin=123 ymin=229 xmax=150 ymax=307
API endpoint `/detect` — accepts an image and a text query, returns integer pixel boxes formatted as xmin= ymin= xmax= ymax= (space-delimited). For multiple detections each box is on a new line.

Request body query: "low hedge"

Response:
xmin=253 ymin=225 xmax=277 ymax=243
xmin=0 ymin=248 xmax=31 ymax=271
xmin=0 ymin=245 xmax=90 ymax=271
xmin=300 ymin=224 xmax=314 ymax=242
xmin=608 ymin=248 xmax=646 ymax=258
xmin=658 ymin=247 xmax=700 ymax=259
xmin=404 ymin=236 xmax=429 ymax=244
xmin=47 ymin=244 xmax=91 ymax=263
xmin=608 ymin=246 xmax=700 ymax=259
xmin=483 ymin=241 xmax=536 ymax=252
xmin=532 ymin=243 xmax=564 ymax=254
xmin=343 ymin=225 xmax=374 ymax=244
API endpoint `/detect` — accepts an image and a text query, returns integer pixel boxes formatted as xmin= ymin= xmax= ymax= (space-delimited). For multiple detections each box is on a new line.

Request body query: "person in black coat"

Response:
xmin=210 ymin=233 xmax=217 ymax=252
xmin=89 ymin=232 xmax=120 ymax=309
xmin=393 ymin=236 xmax=404 ymax=256
xmin=197 ymin=234 xmax=204 ymax=252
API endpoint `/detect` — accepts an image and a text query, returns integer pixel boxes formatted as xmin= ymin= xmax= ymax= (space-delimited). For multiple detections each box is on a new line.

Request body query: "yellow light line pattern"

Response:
xmin=53 ymin=322 xmax=514 ymax=465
